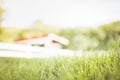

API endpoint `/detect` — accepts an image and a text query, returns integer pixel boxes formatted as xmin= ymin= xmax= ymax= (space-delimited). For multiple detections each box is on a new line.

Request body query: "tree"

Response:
xmin=31 ymin=20 xmax=59 ymax=34
xmin=0 ymin=0 xmax=4 ymax=27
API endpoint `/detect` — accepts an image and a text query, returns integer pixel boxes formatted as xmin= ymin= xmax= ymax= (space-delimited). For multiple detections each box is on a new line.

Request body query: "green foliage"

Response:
xmin=31 ymin=20 xmax=59 ymax=34
xmin=0 ymin=21 xmax=120 ymax=50
xmin=0 ymin=27 xmax=20 ymax=42
xmin=58 ymin=21 xmax=120 ymax=50
xmin=100 ymin=21 xmax=120 ymax=41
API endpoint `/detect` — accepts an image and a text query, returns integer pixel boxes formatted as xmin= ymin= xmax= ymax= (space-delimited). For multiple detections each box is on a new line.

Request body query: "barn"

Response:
xmin=15 ymin=33 xmax=69 ymax=49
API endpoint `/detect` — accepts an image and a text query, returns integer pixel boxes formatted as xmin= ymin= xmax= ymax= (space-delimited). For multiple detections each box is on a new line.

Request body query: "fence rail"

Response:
xmin=0 ymin=42 xmax=106 ymax=58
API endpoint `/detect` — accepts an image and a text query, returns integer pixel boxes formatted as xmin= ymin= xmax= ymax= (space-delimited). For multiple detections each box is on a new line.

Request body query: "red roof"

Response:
xmin=15 ymin=34 xmax=48 ymax=41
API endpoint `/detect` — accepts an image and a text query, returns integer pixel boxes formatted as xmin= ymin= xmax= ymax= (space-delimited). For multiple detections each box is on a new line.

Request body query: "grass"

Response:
xmin=0 ymin=49 xmax=120 ymax=80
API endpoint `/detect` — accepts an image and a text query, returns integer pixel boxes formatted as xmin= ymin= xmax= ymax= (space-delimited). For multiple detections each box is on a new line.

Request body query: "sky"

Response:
xmin=1 ymin=0 xmax=120 ymax=28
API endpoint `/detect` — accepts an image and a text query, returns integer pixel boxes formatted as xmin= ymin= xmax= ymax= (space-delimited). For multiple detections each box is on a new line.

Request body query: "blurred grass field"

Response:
xmin=0 ymin=49 xmax=120 ymax=80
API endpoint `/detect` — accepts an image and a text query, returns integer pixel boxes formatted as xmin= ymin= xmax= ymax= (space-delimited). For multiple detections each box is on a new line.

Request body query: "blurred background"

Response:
xmin=0 ymin=0 xmax=120 ymax=50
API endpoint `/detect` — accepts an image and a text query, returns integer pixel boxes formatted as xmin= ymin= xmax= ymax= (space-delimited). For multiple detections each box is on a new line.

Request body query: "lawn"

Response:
xmin=0 ymin=49 xmax=120 ymax=80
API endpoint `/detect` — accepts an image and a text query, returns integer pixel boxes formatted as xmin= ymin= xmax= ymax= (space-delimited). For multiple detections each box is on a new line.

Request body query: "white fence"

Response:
xmin=0 ymin=42 xmax=106 ymax=58
xmin=0 ymin=42 xmax=74 ymax=58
